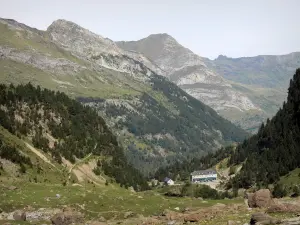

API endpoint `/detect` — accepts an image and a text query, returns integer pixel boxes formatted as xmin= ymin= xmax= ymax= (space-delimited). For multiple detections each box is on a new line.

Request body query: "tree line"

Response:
xmin=227 ymin=68 xmax=300 ymax=189
xmin=0 ymin=83 xmax=149 ymax=190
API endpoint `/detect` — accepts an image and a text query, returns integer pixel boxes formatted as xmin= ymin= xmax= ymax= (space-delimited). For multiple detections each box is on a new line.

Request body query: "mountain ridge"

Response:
xmin=0 ymin=17 xmax=248 ymax=175
xmin=116 ymin=34 xmax=299 ymax=132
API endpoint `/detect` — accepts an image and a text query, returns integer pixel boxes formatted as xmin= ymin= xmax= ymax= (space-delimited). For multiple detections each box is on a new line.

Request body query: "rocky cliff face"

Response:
xmin=47 ymin=20 xmax=165 ymax=79
xmin=116 ymin=34 xmax=260 ymax=115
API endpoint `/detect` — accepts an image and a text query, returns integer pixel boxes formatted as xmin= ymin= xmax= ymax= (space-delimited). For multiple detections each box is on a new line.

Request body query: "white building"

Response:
xmin=190 ymin=169 xmax=217 ymax=183
xmin=164 ymin=177 xmax=175 ymax=186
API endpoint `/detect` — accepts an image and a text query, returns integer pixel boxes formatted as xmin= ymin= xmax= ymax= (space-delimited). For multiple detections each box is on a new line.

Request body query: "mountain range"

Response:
xmin=0 ymin=18 xmax=249 ymax=175
xmin=117 ymin=35 xmax=300 ymax=132
xmin=0 ymin=17 xmax=299 ymax=173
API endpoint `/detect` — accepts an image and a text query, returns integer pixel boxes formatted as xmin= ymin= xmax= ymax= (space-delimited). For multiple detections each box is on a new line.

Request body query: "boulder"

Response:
xmin=253 ymin=189 xmax=273 ymax=208
xmin=250 ymin=212 xmax=280 ymax=225
xmin=248 ymin=189 xmax=273 ymax=208
xmin=51 ymin=209 xmax=84 ymax=225
xmin=13 ymin=210 xmax=26 ymax=221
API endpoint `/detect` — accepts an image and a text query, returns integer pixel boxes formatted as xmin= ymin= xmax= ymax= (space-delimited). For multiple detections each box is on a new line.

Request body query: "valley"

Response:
xmin=0 ymin=10 xmax=300 ymax=225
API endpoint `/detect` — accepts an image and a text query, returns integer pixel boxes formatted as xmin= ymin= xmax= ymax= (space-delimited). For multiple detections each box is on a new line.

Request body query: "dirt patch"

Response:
xmin=24 ymin=142 xmax=56 ymax=168
xmin=63 ymin=157 xmax=105 ymax=185
xmin=75 ymin=160 xmax=105 ymax=185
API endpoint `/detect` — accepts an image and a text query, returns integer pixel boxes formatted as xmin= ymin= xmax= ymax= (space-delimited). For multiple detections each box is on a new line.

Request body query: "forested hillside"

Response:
xmin=81 ymin=75 xmax=248 ymax=175
xmin=0 ymin=83 xmax=148 ymax=190
xmin=228 ymin=68 xmax=300 ymax=189
xmin=153 ymin=145 xmax=235 ymax=181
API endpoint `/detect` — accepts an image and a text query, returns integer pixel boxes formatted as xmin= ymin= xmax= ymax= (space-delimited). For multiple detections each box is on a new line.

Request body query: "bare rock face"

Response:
xmin=13 ymin=210 xmax=26 ymax=221
xmin=116 ymin=34 xmax=260 ymax=117
xmin=46 ymin=19 xmax=163 ymax=79
xmin=247 ymin=189 xmax=273 ymax=208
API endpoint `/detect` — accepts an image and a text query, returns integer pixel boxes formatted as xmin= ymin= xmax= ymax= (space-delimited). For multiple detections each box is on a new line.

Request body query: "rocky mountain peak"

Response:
xmin=216 ymin=55 xmax=229 ymax=60
xmin=47 ymin=19 xmax=121 ymax=56
xmin=45 ymin=19 xmax=165 ymax=78
xmin=117 ymin=34 xmax=261 ymax=116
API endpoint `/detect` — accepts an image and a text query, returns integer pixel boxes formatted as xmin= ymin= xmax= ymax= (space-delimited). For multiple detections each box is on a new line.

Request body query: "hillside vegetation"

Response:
xmin=0 ymin=18 xmax=249 ymax=175
xmin=153 ymin=145 xmax=235 ymax=181
xmin=228 ymin=68 xmax=300 ymax=189
xmin=82 ymin=76 xmax=248 ymax=175
xmin=0 ymin=83 xmax=148 ymax=190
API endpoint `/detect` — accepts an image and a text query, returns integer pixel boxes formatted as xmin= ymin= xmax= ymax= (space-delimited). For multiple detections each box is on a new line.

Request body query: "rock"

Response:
xmin=184 ymin=213 xmax=202 ymax=222
xmin=98 ymin=216 xmax=106 ymax=222
xmin=26 ymin=208 xmax=61 ymax=221
xmin=214 ymin=203 xmax=226 ymax=208
xmin=174 ymin=207 xmax=180 ymax=211
xmin=124 ymin=211 xmax=134 ymax=219
xmin=162 ymin=209 xmax=172 ymax=216
xmin=182 ymin=207 xmax=190 ymax=213
xmin=167 ymin=221 xmax=176 ymax=225
xmin=24 ymin=205 xmax=35 ymax=211
xmin=197 ymin=197 xmax=203 ymax=201
xmin=128 ymin=186 xmax=135 ymax=193
xmin=13 ymin=210 xmax=26 ymax=221
xmin=8 ymin=186 xmax=17 ymax=190
xmin=248 ymin=189 xmax=273 ymax=208
xmin=250 ymin=212 xmax=280 ymax=225
xmin=163 ymin=209 xmax=181 ymax=221
xmin=56 ymin=194 xmax=61 ymax=198
xmin=51 ymin=209 xmax=84 ymax=225
xmin=228 ymin=220 xmax=237 ymax=225
xmin=253 ymin=189 xmax=273 ymax=208
xmin=282 ymin=217 xmax=300 ymax=225
xmin=247 ymin=193 xmax=255 ymax=208
xmin=267 ymin=203 xmax=300 ymax=213
xmin=0 ymin=212 xmax=8 ymax=220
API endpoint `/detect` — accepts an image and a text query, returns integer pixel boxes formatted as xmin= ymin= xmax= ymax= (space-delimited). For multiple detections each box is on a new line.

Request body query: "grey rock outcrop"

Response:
xmin=13 ymin=210 xmax=26 ymax=221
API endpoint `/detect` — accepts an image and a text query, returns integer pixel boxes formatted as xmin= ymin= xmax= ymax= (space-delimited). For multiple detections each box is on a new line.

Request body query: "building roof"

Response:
xmin=190 ymin=169 xmax=217 ymax=176
xmin=164 ymin=177 xmax=173 ymax=182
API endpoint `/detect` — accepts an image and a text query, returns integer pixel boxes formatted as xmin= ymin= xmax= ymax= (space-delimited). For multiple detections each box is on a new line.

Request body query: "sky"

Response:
xmin=0 ymin=0 xmax=299 ymax=59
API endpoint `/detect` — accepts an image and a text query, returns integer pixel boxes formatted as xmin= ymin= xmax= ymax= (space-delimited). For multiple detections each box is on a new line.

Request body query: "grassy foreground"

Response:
xmin=0 ymin=181 xmax=242 ymax=219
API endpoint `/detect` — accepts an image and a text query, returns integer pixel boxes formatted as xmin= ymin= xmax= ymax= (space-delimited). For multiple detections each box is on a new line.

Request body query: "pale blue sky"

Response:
xmin=0 ymin=0 xmax=299 ymax=59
